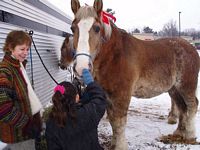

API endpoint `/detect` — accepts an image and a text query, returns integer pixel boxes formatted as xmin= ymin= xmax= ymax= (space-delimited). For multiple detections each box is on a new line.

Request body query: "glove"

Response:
xmin=82 ymin=69 xmax=94 ymax=85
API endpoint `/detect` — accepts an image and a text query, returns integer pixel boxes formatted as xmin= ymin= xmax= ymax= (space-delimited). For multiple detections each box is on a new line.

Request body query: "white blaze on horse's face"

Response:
xmin=75 ymin=17 xmax=95 ymax=76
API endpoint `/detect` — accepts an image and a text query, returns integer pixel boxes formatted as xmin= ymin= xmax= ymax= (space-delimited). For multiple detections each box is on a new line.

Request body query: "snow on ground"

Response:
xmin=1 ymin=93 xmax=199 ymax=150
xmin=0 ymin=141 xmax=6 ymax=149
xmin=98 ymin=93 xmax=200 ymax=150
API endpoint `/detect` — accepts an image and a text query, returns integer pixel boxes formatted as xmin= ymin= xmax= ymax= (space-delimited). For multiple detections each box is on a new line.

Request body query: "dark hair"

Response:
xmin=3 ymin=30 xmax=31 ymax=53
xmin=50 ymin=81 xmax=78 ymax=127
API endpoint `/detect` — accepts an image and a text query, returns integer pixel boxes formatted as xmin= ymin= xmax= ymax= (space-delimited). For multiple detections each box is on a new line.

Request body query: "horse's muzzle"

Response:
xmin=58 ymin=61 xmax=68 ymax=70
xmin=73 ymin=58 xmax=93 ymax=79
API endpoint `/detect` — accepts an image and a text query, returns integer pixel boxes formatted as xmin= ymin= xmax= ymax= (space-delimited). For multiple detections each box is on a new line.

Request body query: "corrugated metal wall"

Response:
xmin=0 ymin=0 xmax=71 ymax=33
xmin=0 ymin=0 xmax=72 ymax=107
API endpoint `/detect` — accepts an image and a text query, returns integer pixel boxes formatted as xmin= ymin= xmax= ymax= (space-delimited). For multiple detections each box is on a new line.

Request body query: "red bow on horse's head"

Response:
xmin=101 ymin=11 xmax=116 ymax=25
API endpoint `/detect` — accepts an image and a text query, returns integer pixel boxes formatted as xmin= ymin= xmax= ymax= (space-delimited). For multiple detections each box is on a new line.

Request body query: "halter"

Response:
xmin=73 ymin=52 xmax=93 ymax=78
xmin=73 ymin=53 xmax=92 ymax=60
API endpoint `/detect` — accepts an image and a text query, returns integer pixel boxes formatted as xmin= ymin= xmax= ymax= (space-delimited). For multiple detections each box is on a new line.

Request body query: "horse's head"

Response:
xmin=69 ymin=0 xmax=112 ymax=77
xmin=59 ymin=35 xmax=75 ymax=69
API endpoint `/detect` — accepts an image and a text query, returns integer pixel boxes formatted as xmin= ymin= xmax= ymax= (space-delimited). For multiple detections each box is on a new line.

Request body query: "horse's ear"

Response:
xmin=71 ymin=0 xmax=80 ymax=15
xmin=93 ymin=0 xmax=103 ymax=16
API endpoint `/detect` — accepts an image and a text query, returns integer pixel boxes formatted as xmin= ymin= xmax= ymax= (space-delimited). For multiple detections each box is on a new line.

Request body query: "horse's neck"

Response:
xmin=102 ymin=26 xmax=120 ymax=49
xmin=94 ymin=26 xmax=125 ymax=65
xmin=101 ymin=25 xmax=130 ymax=54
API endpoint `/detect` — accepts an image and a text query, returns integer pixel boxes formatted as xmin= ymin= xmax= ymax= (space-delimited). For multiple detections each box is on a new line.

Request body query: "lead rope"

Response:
xmin=29 ymin=39 xmax=34 ymax=88
xmin=28 ymin=30 xmax=59 ymax=85
xmin=67 ymin=66 xmax=84 ymax=97
xmin=67 ymin=66 xmax=74 ymax=82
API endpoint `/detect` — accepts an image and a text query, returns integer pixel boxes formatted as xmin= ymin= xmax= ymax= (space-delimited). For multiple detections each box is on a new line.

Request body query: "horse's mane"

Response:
xmin=76 ymin=6 xmax=112 ymax=39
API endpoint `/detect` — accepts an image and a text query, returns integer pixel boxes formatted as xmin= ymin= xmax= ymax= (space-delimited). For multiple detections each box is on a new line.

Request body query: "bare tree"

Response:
xmin=183 ymin=28 xmax=200 ymax=40
xmin=161 ymin=20 xmax=178 ymax=37
xmin=133 ymin=28 xmax=140 ymax=33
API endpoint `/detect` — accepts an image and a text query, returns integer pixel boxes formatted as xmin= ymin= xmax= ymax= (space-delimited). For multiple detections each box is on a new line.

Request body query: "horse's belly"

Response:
xmin=132 ymin=83 xmax=171 ymax=98
xmin=132 ymin=70 xmax=176 ymax=98
xmin=133 ymin=88 xmax=165 ymax=98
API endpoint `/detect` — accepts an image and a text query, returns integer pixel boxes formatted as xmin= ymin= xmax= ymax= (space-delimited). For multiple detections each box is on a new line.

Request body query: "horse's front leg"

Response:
xmin=107 ymin=95 xmax=131 ymax=150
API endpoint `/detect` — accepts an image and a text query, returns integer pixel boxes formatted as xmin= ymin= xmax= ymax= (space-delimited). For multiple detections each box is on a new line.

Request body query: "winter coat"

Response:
xmin=45 ymin=82 xmax=107 ymax=150
xmin=0 ymin=53 xmax=42 ymax=143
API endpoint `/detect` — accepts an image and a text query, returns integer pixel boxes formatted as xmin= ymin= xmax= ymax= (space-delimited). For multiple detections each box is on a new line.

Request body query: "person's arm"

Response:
xmin=84 ymin=82 xmax=107 ymax=114
xmin=79 ymin=69 xmax=95 ymax=104
xmin=72 ymin=69 xmax=107 ymax=134
xmin=0 ymin=68 xmax=29 ymax=128
xmin=81 ymin=69 xmax=106 ymax=103
xmin=80 ymin=90 xmax=90 ymax=104
xmin=73 ymin=82 xmax=107 ymax=134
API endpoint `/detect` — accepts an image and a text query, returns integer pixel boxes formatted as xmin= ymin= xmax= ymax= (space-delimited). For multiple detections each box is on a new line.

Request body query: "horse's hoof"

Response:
xmin=167 ymin=116 xmax=177 ymax=124
xmin=173 ymin=129 xmax=185 ymax=138
xmin=159 ymin=134 xmax=199 ymax=144
xmin=159 ymin=134 xmax=178 ymax=144
xmin=160 ymin=134 xmax=200 ymax=145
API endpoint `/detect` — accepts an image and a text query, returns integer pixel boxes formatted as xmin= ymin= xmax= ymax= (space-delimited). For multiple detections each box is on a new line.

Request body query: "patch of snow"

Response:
xmin=0 ymin=142 xmax=7 ymax=149
xmin=98 ymin=93 xmax=200 ymax=150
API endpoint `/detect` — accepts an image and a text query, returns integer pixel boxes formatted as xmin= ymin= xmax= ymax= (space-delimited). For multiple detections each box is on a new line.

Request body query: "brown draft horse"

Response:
xmin=59 ymin=0 xmax=199 ymax=149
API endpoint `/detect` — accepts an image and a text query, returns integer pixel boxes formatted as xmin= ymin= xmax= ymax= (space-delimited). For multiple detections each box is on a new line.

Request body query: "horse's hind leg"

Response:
xmin=168 ymin=99 xmax=179 ymax=124
xmin=169 ymin=86 xmax=198 ymax=140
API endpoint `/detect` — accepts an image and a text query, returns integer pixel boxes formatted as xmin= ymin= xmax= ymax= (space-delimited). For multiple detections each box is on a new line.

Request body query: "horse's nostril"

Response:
xmin=60 ymin=65 xmax=64 ymax=69
xmin=88 ymin=62 xmax=93 ymax=72
xmin=59 ymin=64 xmax=66 ymax=70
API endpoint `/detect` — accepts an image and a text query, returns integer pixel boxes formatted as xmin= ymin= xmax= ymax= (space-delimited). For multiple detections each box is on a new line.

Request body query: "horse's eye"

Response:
xmin=71 ymin=50 xmax=76 ymax=58
xmin=93 ymin=25 xmax=100 ymax=33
